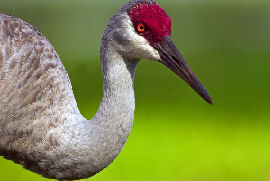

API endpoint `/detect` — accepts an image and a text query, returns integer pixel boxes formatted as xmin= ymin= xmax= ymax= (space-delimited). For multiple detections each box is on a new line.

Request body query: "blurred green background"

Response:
xmin=1 ymin=0 xmax=270 ymax=180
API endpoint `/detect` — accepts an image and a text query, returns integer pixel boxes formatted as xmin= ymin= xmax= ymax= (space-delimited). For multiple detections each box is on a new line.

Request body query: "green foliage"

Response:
xmin=0 ymin=0 xmax=270 ymax=180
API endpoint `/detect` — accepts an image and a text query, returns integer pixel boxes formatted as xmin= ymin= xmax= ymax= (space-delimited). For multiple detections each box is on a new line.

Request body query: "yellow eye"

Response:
xmin=137 ymin=23 xmax=146 ymax=32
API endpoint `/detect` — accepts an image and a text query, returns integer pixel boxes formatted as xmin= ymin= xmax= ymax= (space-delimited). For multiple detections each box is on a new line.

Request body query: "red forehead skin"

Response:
xmin=128 ymin=3 xmax=171 ymax=45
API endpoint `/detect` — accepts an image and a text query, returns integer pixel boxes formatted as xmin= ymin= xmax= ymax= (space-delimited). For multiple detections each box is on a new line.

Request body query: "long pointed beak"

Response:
xmin=154 ymin=36 xmax=213 ymax=105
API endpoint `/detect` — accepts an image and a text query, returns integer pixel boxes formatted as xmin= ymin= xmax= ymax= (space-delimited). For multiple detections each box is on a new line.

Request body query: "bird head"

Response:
xmin=103 ymin=0 xmax=212 ymax=104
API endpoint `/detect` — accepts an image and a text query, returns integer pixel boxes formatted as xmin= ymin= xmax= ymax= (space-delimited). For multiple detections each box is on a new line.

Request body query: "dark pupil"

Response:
xmin=140 ymin=25 xmax=144 ymax=30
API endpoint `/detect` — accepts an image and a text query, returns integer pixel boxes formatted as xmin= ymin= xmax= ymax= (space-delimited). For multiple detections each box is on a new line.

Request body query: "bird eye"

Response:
xmin=136 ymin=23 xmax=146 ymax=33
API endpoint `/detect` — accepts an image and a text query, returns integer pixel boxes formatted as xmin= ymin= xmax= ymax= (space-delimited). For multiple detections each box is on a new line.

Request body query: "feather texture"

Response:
xmin=0 ymin=10 xmax=139 ymax=179
xmin=0 ymin=0 xmax=163 ymax=179
xmin=0 ymin=14 xmax=84 ymax=178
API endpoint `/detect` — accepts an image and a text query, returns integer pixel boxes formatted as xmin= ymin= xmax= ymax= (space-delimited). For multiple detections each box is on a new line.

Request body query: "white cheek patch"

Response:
xmin=120 ymin=13 xmax=161 ymax=61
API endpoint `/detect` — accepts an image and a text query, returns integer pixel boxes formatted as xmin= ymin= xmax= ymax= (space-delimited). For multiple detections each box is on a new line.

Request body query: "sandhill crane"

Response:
xmin=0 ymin=0 xmax=212 ymax=180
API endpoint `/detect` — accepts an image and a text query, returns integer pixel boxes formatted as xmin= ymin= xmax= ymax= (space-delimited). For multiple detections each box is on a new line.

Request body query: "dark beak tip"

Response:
xmin=206 ymin=96 xmax=213 ymax=105
xmin=200 ymin=89 xmax=213 ymax=105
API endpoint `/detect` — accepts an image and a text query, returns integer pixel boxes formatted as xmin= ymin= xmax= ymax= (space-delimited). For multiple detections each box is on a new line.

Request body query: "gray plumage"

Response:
xmin=0 ymin=0 xmax=212 ymax=180
xmin=0 ymin=0 xmax=160 ymax=180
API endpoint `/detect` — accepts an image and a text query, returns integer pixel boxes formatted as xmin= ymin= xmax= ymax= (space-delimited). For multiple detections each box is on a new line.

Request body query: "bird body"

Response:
xmin=0 ymin=12 xmax=137 ymax=179
xmin=0 ymin=0 xmax=212 ymax=180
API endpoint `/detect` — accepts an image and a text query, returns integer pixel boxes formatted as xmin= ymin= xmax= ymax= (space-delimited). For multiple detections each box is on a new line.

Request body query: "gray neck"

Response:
xmin=58 ymin=34 xmax=140 ymax=179
xmin=71 ymin=41 xmax=139 ymax=176
xmin=93 ymin=44 xmax=139 ymax=133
